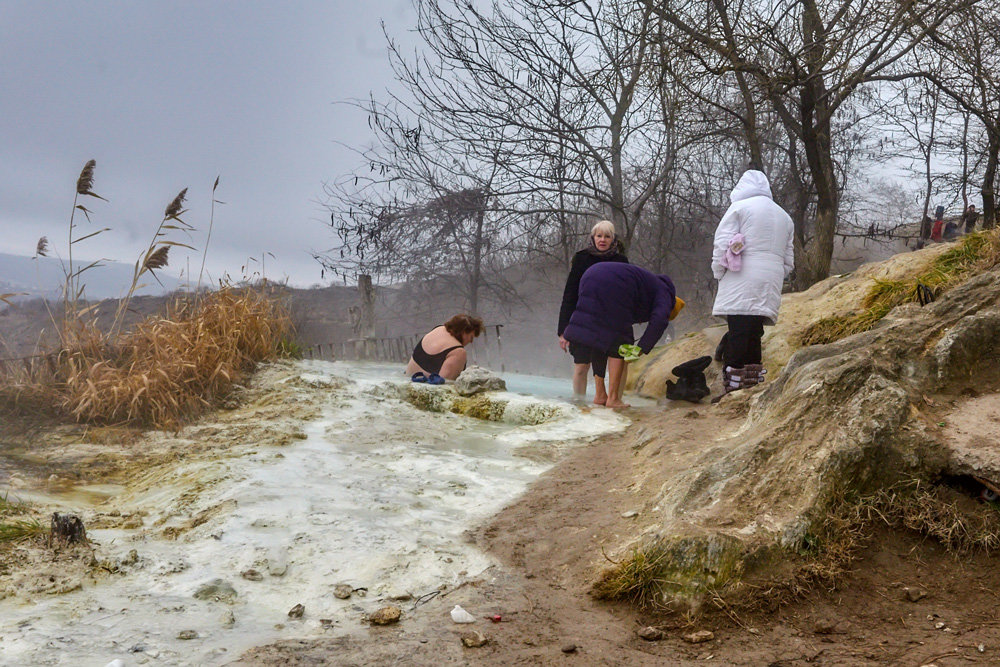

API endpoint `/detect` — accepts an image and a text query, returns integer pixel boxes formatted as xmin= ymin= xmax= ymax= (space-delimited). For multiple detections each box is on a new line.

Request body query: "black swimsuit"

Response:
xmin=412 ymin=329 xmax=463 ymax=375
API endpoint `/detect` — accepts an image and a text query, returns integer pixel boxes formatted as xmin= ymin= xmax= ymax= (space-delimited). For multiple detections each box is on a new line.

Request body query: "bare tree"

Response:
xmin=650 ymin=0 xmax=974 ymax=286
xmin=318 ymin=101 xmax=522 ymax=316
xmin=918 ymin=4 xmax=1000 ymax=228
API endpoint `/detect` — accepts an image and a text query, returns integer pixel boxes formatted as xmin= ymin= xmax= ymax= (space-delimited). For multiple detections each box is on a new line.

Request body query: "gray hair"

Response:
xmin=590 ymin=220 xmax=616 ymax=238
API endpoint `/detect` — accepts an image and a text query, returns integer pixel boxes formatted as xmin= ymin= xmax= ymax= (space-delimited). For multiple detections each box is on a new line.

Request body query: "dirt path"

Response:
xmin=238 ymin=398 xmax=1000 ymax=666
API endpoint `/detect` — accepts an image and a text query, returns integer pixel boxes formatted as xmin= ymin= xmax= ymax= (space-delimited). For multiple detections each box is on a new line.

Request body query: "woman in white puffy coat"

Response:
xmin=711 ymin=170 xmax=795 ymax=398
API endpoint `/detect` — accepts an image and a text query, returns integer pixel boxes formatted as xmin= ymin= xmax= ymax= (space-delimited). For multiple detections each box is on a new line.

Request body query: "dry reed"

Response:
xmin=60 ymin=285 xmax=291 ymax=427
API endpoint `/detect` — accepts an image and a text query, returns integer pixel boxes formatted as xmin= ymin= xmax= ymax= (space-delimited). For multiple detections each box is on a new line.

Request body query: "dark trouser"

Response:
xmin=569 ymin=341 xmax=608 ymax=378
xmin=724 ymin=315 xmax=766 ymax=368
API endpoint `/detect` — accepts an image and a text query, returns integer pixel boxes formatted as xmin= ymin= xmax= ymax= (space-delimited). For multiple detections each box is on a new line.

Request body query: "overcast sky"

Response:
xmin=0 ymin=0 xmax=417 ymax=287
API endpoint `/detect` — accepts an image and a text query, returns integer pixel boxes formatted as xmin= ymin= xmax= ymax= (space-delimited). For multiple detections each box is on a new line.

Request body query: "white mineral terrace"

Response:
xmin=0 ymin=361 xmax=632 ymax=666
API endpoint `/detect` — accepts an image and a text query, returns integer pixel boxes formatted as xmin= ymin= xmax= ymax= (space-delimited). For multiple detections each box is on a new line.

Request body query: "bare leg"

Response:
xmin=572 ymin=363 xmax=589 ymax=396
xmin=605 ymin=358 xmax=631 ymax=409
xmin=593 ymin=375 xmax=608 ymax=405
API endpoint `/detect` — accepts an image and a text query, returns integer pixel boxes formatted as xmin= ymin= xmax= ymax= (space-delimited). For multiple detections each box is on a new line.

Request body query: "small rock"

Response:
xmin=177 ymin=630 xmax=198 ymax=640
xmin=561 ymin=643 xmax=578 ymax=653
xmin=460 ymin=630 xmax=488 ymax=648
xmin=106 ymin=660 xmax=126 ymax=667
xmin=288 ymin=603 xmax=305 ymax=619
xmin=454 ymin=366 xmax=506 ymax=396
xmin=621 ymin=510 xmax=639 ymax=518
xmin=905 ymin=587 xmax=927 ymax=602
xmin=221 ymin=610 xmax=236 ymax=628
xmin=320 ymin=618 xmax=334 ymax=628
xmin=638 ymin=626 xmax=665 ymax=641
xmin=193 ymin=579 xmax=237 ymax=604
xmin=934 ymin=621 xmax=946 ymax=630
xmin=978 ymin=644 xmax=985 ymax=653
xmin=389 ymin=591 xmax=413 ymax=601
xmin=813 ymin=619 xmax=835 ymax=635
xmin=266 ymin=560 xmax=288 ymax=577
xmin=369 ymin=605 xmax=401 ymax=625
xmin=241 ymin=569 xmax=263 ymax=582
xmin=682 ymin=630 xmax=714 ymax=644
xmin=333 ymin=584 xmax=353 ymax=599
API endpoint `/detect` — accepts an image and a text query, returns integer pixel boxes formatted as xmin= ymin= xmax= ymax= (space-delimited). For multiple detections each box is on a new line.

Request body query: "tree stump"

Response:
xmin=49 ymin=512 xmax=88 ymax=546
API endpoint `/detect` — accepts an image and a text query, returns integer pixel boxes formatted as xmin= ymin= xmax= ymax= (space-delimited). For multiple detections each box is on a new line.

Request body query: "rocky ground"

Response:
xmin=235 ymin=396 xmax=1000 ymax=666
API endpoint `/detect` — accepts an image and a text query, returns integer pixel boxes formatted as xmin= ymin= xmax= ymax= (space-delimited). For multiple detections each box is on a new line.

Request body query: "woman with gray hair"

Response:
xmin=557 ymin=220 xmax=628 ymax=404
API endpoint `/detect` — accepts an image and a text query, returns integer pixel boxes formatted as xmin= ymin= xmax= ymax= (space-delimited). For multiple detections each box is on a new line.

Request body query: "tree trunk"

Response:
xmin=469 ymin=206 xmax=485 ymax=315
xmin=795 ymin=0 xmax=838 ymax=288
xmin=357 ymin=274 xmax=376 ymax=359
xmin=982 ymin=132 xmax=999 ymax=230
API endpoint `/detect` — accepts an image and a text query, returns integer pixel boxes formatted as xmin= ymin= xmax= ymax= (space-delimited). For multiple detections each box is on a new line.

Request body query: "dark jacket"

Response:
xmin=557 ymin=247 xmax=628 ymax=335
xmin=563 ymin=263 xmax=676 ymax=355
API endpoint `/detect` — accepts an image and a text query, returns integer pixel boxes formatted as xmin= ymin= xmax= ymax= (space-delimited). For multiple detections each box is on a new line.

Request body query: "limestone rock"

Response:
xmin=241 ymin=569 xmax=263 ymax=582
xmin=333 ymin=583 xmax=353 ymax=599
xmin=288 ymin=603 xmax=305 ymax=619
xmin=682 ymin=630 xmax=714 ymax=644
xmin=193 ymin=579 xmax=237 ymax=604
xmin=638 ymin=626 xmax=665 ymax=641
xmin=460 ymin=630 xmax=488 ymax=647
xmin=369 ymin=605 xmax=401 ymax=625
xmin=454 ymin=366 xmax=506 ymax=396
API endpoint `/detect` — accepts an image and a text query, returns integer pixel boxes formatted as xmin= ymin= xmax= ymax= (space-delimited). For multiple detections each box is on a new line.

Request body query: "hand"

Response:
xmin=558 ymin=335 xmax=570 ymax=352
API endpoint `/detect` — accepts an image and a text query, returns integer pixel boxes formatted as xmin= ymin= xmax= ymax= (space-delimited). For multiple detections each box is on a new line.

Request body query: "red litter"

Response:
xmin=490 ymin=614 xmax=502 ymax=623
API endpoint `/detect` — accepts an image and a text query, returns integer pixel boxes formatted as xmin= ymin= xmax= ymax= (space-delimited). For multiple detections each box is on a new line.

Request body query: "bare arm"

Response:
xmin=439 ymin=348 xmax=468 ymax=381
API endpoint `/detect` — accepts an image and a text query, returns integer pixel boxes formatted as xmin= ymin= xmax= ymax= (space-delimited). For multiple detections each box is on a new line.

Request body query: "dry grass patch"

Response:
xmin=800 ymin=230 xmax=1000 ymax=346
xmin=594 ymin=479 xmax=1000 ymax=618
xmin=0 ymin=494 xmax=45 ymax=544
xmin=1 ymin=285 xmax=291 ymax=429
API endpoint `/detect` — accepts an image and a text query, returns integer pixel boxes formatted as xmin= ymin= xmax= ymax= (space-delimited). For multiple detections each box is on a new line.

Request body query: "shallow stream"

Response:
xmin=0 ymin=361 xmax=630 ymax=666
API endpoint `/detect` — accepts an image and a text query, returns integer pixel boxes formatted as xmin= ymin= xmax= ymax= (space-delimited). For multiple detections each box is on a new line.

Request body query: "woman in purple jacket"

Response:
xmin=557 ymin=220 xmax=628 ymax=404
xmin=562 ymin=263 xmax=677 ymax=409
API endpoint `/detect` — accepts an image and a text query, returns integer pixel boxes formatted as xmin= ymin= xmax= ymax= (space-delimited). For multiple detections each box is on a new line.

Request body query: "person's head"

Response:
xmin=969 ymin=205 xmax=977 ymax=212
xmin=590 ymin=220 xmax=616 ymax=252
xmin=444 ymin=314 xmax=484 ymax=346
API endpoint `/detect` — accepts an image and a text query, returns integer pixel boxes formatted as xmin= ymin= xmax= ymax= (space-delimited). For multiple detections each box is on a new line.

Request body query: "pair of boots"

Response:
xmin=665 ymin=356 xmax=712 ymax=403
xmin=713 ymin=364 xmax=767 ymax=402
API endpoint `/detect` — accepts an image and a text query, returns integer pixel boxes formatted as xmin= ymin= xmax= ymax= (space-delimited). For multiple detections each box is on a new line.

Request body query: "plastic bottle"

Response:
xmin=450 ymin=604 xmax=475 ymax=623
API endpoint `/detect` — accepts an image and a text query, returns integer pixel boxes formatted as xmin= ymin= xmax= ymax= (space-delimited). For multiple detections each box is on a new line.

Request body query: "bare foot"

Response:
xmin=593 ymin=393 xmax=608 ymax=406
xmin=605 ymin=399 xmax=631 ymax=409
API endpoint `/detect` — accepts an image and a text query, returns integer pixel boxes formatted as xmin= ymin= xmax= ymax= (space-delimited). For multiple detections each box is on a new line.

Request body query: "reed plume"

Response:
xmin=35 ymin=237 xmax=49 ymax=258
xmin=76 ymin=160 xmax=96 ymax=195
xmin=165 ymin=188 xmax=188 ymax=218
xmin=144 ymin=246 xmax=170 ymax=271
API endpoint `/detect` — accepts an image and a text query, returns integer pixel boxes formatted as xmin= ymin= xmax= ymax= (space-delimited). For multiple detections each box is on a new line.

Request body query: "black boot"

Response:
xmin=666 ymin=356 xmax=712 ymax=403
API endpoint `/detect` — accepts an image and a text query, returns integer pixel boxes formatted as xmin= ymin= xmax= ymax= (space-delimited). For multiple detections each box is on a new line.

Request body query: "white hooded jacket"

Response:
xmin=711 ymin=170 xmax=795 ymax=325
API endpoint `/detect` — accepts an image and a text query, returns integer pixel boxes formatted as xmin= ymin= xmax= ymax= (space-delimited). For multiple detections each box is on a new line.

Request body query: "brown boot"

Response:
xmin=740 ymin=364 xmax=767 ymax=388
xmin=711 ymin=366 xmax=743 ymax=403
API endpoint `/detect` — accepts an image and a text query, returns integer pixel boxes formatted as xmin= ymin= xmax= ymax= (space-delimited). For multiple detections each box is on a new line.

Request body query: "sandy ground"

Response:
xmin=237 ymin=393 xmax=1000 ymax=666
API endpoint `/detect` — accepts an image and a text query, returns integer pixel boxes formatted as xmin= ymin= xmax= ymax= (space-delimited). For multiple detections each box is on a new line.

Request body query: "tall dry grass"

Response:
xmin=0 ymin=161 xmax=294 ymax=429
xmin=66 ymin=286 xmax=290 ymax=428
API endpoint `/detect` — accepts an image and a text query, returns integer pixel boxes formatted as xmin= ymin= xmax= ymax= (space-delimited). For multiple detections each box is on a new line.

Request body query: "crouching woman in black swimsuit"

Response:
xmin=405 ymin=314 xmax=484 ymax=381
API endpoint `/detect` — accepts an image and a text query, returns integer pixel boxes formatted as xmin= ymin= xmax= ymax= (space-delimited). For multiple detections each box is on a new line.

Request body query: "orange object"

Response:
xmin=669 ymin=296 xmax=685 ymax=320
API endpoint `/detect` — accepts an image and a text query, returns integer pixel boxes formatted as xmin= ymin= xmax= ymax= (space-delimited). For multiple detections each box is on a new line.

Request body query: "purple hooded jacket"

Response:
xmin=562 ymin=263 xmax=676 ymax=355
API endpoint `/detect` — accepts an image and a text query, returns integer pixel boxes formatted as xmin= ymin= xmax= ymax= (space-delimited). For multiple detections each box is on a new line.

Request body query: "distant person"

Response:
xmin=710 ymin=169 xmax=794 ymax=401
xmin=406 ymin=314 xmax=483 ymax=382
xmin=562 ymin=262 xmax=679 ymax=409
xmin=962 ymin=204 xmax=979 ymax=234
xmin=931 ymin=205 xmax=945 ymax=242
xmin=556 ymin=220 xmax=628 ymax=404
xmin=944 ymin=219 xmax=960 ymax=240
xmin=920 ymin=215 xmax=933 ymax=241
